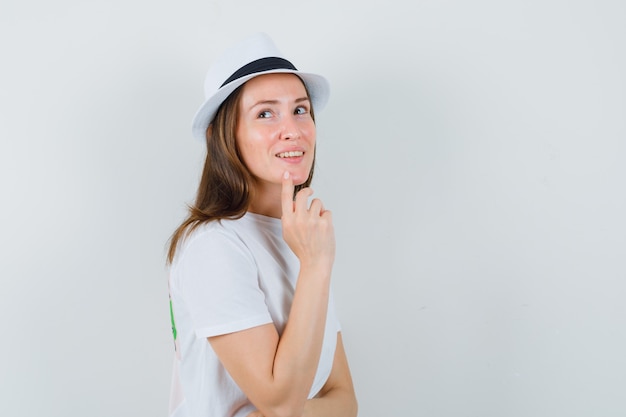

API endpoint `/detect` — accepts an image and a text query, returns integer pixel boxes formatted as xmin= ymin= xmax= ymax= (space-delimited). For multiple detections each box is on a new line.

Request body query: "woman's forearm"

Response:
xmin=302 ymin=332 xmax=357 ymax=417
xmin=212 ymin=264 xmax=332 ymax=417
xmin=303 ymin=386 xmax=358 ymax=417
xmin=269 ymin=263 xmax=332 ymax=413
xmin=265 ymin=175 xmax=336 ymax=414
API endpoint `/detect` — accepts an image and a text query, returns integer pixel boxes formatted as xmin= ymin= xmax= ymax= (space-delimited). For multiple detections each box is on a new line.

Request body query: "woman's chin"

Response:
xmin=265 ymin=167 xmax=310 ymax=188
xmin=290 ymin=171 xmax=310 ymax=186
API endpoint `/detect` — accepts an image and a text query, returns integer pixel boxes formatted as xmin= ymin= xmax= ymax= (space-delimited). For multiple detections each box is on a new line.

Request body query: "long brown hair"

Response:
xmin=167 ymin=79 xmax=316 ymax=264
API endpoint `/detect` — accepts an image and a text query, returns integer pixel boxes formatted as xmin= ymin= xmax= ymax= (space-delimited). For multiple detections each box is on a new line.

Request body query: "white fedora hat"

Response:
xmin=191 ymin=33 xmax=330 ymax=142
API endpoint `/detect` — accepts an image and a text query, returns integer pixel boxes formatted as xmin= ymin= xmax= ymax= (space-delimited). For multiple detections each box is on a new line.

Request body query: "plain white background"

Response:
xmin=1 ymin=0 xmax=625 ymax=416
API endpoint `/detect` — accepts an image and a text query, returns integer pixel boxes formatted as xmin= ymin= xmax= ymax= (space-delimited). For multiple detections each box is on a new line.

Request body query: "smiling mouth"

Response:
xmin=276 ymin=151 xmax=304 ymax=158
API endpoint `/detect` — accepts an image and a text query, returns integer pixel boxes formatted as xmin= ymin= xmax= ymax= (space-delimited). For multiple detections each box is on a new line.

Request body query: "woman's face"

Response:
xmin=236 ymin=73 xmax=316 ymax=192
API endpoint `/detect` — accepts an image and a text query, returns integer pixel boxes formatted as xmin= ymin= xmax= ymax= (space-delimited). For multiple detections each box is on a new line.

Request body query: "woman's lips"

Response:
xmin=275 ymin=151 xmax=304 ymax=158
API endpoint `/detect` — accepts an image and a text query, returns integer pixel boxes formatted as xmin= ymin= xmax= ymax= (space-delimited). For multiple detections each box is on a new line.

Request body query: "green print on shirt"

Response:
xmin=170 ymin=298 xmax=177 ymax=341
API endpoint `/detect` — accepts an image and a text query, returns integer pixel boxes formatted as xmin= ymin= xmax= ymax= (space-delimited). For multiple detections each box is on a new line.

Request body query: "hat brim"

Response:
xmin=191 ymin=69 xmax=330 ymax=142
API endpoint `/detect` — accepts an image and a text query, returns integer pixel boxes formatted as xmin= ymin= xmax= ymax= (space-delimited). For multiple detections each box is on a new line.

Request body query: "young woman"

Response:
xmin=167 ymin=33 xmax=357 ymax=417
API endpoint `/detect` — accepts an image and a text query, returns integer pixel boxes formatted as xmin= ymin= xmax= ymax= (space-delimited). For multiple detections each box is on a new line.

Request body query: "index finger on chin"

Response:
xmin=281 ymin=171 xmax=294 ymax=216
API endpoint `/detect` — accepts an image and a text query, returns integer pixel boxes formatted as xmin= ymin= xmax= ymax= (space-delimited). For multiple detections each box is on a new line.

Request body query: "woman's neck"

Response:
xmin=247 ymin=182 xmax=283 ymax=219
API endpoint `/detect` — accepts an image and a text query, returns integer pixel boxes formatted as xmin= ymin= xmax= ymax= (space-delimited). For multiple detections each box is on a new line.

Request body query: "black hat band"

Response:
xmin=220 ymin=57 xmax=298 ymax=88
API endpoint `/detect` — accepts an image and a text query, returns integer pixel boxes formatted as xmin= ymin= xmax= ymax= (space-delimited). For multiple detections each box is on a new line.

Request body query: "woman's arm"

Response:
xmin=209 ymin=172 xmax=335 ymax=417
xmin=245 ymin=332 xmax=358 ymax=417
xmin=303 ymin=332 xmax=358 ymax=417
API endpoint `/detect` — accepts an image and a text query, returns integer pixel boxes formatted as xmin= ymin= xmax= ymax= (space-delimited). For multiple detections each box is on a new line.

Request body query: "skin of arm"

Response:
xmin=302 ymin=332 xmax=358 ymax=417
xmin=246 ymin=332 xmax=358 ymax=417
xmin=208 ymin=172 xmax=336 ymax=417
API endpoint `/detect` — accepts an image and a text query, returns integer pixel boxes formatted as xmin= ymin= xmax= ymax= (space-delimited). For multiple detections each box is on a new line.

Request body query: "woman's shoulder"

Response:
xmin=171 ymin=219 xmax=250 ymax=267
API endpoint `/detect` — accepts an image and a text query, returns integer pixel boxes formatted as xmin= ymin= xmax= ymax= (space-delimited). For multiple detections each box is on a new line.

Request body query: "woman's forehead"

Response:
xmin=240 ymin=73 xmax=307 ymax=100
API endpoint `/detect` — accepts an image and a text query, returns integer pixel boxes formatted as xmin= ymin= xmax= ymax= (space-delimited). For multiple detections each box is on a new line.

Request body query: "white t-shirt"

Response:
xmin=168 ymin=212 xmax=340 ymax=417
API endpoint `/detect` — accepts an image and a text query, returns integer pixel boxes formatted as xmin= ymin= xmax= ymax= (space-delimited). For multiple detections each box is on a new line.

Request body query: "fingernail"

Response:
xmin=284 ymin=171 xmax=290 ymax=179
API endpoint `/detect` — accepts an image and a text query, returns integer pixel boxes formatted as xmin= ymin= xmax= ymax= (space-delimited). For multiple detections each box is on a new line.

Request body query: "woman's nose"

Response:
xmin=279 ymin=116 xmax=300 ymax=140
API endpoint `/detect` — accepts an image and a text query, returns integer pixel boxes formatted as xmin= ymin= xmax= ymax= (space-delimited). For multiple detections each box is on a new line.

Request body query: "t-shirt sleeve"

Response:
xmin=174 ymin=227 xmax=273 ymax=339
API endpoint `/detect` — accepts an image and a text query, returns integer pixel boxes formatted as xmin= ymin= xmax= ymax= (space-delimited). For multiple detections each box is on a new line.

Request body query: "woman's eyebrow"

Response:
xmin=248 ymin=99 xmax=279 ymax=111
xmin=248 ymin=97 xmax=310 ymax=110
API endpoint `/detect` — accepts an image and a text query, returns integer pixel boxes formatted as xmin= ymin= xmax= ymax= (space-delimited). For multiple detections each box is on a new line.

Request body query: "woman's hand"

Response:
xmin=281 ymin=171 xmax=335 ymax=269
xmin=246 ymin=411 xmax=265 ymax=417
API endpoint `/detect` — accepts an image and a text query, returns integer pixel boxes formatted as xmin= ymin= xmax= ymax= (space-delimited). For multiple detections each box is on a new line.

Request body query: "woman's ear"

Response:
xmin=206 ymin=124 xmax=213 ymax=139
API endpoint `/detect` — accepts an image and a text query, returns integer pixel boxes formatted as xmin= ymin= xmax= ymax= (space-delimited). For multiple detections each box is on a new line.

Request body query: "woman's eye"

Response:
xmin=258 ymin=110 xmax=272 ymax=119
xmin=294 ymin=106 xmax=308 ymax=115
